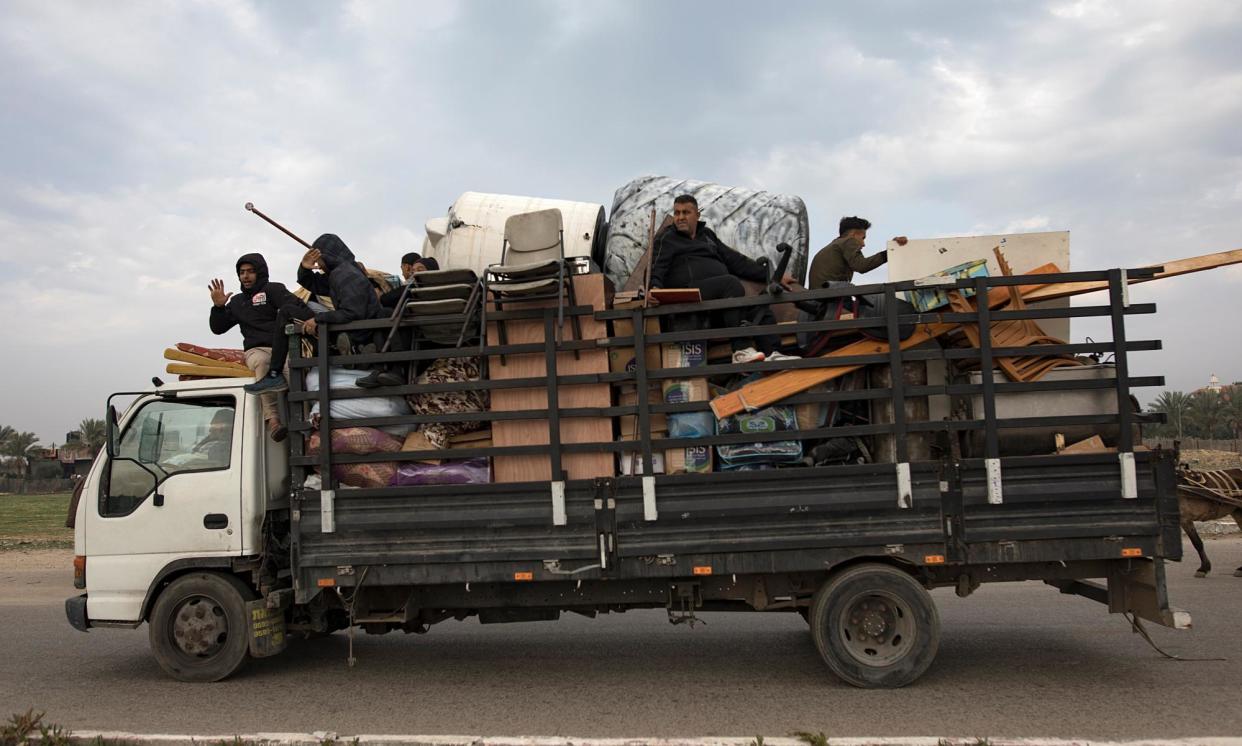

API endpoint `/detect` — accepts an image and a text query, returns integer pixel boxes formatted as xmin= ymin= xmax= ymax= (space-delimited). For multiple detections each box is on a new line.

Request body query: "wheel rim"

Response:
xmin=836 ymin=589 xmax=917 ymax=667
xmin=169 ymin=595 xmax=230 ymax=659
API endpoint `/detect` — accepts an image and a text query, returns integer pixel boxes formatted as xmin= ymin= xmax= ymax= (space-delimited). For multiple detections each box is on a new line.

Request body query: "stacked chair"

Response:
xmin=380 ymin=267 xmax=482 ymax=356
xmin=480 ymin=208 xmax=581 ymax=364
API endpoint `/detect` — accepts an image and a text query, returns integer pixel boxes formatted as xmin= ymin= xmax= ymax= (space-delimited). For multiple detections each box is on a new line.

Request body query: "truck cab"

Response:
xmin=67 ymin=379 xmax=281 ymax=677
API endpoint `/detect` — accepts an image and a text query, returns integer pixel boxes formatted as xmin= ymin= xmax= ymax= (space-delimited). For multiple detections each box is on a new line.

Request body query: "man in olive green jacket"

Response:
xmin=809 ymin=216 xmax=908 ymax=287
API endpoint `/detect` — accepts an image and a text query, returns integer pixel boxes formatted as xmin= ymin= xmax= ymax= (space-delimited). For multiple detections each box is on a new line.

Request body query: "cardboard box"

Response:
xmin=661 ymin=341 xmax=708 ymax=369
xmin=610 ymin=316 xmax=662 ymax=375
xmin=619 ymin=451 xmax=665 ymax=475
xmin=662 ymin=377 xmax=709 ymax=404
xmin=617 ymin=385 xmax=668 ymax=439
xmin=795 ymin=384 xmax=829 ymax=431
xmin=666 ymin=445 xmax=713 ymax=474
xmin=401 ymin=431 xmax=443 ymax=465
xmin=404 ymin=427 xmax=495 ymax=464
xmin=449 ymin=428 xmax=493 ymax=449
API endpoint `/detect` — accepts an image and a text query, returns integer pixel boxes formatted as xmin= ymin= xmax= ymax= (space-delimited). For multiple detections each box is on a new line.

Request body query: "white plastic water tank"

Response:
xmin=425 ymin=192 xmax=606 ymax=274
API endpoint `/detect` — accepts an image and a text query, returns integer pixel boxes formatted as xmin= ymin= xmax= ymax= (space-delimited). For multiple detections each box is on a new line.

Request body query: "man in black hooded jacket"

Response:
xmin=648 ymin=194 xmax=798 ymax=363
xmin=209 ymin=253 xmax=310 ymax=440
xmin=293 ymin=234 xmax=383 ymax=341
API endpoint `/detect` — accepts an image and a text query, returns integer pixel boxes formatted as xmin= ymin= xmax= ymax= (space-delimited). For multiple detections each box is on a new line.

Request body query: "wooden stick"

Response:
xmin=1024 ymin=247 xmax=1242 ymax=302
xmin=643 ymin=207 xmax=657 ymax=308
xmin=244 ymin=202 xmax=313 ymax=250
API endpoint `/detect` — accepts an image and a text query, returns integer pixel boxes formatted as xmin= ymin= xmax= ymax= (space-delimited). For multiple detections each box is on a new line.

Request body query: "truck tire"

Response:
xmin=809 ymin=563 xmax=940 ymax=688
xmin=148 ymin=572 xmax=254 ymax=682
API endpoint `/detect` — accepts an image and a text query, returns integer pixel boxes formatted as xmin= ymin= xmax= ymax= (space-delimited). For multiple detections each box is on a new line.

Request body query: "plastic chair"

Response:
xmin=380 ymin=268 xmax=482 ymax=354
xmin=480 ymin=208 xmax=580 ymax=363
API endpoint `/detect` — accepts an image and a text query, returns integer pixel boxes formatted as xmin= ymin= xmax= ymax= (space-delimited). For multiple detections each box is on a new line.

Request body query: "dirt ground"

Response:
xmin=0 ymin=547 xmax=72 ymax=571
xmin=1179 ymin=449 xmax=1242 ymax=470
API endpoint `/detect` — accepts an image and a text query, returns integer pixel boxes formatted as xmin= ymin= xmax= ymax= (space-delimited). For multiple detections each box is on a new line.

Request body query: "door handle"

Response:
xmin=203 ymin=513 xmax=229 ymax=530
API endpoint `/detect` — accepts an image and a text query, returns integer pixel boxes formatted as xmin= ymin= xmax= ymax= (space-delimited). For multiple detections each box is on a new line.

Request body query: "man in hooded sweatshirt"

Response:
xmin=249 ymin=233 xmax=405 ymax=391
xmin=209 ymin=253 xmax=309 ymax=440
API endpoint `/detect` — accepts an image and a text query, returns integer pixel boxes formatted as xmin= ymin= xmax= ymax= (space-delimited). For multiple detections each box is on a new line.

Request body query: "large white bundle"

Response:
xmin=603 ymin=175 xmax=810 ymax=289
xmin=305 ymin=367 xmax=413 ymax=437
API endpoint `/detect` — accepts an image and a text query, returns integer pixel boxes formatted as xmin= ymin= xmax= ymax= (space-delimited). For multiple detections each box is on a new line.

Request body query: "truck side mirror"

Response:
xmin=106 ymin=405 xmax=119 ymax=458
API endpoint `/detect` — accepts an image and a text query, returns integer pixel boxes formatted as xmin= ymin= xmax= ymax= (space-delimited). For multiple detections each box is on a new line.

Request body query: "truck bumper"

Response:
xmin=65 ymin=594 xmax=91 ymax=632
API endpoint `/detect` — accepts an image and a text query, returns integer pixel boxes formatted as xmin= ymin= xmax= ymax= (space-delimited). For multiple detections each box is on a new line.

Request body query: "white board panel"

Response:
xmin=887 ymin=231 xmax=1071 ymax=340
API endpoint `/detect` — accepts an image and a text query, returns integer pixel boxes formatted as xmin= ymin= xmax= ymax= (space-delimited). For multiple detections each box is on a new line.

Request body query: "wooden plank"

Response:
xmin=165 ymin=363 xmax=253 ymax=378
xmin=1024 ymin=247 xmax=1242 ymax=302
xmin=489 ymin=273 xmax=614 ymax=483
xmin=710 ymin=263 xmax=1064 ymax=418
xmin=164 ymin=348 xmax=249 ymax=371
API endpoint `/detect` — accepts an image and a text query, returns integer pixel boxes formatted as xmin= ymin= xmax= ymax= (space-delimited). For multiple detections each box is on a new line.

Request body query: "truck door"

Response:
xmin=84 ymin=393 xmax=245 ymax=623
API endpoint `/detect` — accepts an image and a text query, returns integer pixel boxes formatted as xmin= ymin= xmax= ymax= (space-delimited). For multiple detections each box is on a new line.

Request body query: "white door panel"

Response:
xmin=84 ymin=394 xmax=244 ymax=622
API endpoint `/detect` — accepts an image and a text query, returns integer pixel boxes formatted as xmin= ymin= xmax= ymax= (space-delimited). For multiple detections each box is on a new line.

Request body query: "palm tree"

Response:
xmin=0 ymin=425 xmax=13 ymax=474
xmin=78 ymin=418 xmax=106 ymax=454
xmin=1 ymin=431 xmax=41 ymax=478
xmin=1222 ymin=386 xmax=1242 ymax=440
xmin=1186 ymin=390 xmax=1224 ymax=439
xmin=1149 ymin=390 xmax=1190 ymax=439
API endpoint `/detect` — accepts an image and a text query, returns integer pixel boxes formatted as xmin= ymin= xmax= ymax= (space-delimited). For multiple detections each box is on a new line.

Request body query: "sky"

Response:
xmin=2 ymin=0 xmax=1240 ymax=446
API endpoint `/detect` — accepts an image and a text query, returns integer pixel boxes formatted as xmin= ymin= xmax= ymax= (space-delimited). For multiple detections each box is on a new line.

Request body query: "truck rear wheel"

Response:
xmin=809 ymin=563 xmax=940 ymax=688
xmin=148 ymin=572 xmax=254 ymax=682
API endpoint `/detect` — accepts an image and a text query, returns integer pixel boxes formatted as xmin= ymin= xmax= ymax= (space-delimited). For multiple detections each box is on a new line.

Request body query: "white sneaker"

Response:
xmin=732 ymin=347 xmax=765 ymax=364
xmin=767 ymin=351 xmax=801 ymax=362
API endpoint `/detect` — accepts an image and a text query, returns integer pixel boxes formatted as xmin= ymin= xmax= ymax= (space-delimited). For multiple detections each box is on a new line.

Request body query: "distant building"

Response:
xmin=1191 ymin=374 xmax=1233 ymax=397
xmin=32 ymin=431 xmax=98 ymax=479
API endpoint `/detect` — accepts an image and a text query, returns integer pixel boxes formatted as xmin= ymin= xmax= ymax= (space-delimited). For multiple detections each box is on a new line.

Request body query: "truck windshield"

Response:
xmin=101 ymin=397 xmax=236 ymax=517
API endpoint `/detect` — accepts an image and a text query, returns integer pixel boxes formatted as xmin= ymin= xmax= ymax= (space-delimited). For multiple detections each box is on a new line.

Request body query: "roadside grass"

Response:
xmin=0 ymin=493 xmax=73 ymax=551
xmin=1 ymin=709 xmax=364 ymax=746
xmin=2 ymin=708 xmax=131 ymax=746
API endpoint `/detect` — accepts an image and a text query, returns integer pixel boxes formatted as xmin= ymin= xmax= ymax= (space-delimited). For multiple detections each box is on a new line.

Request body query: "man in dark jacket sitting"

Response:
xmin=248 ymin=233 xmax=399 ymax=393
xmin=209 ymin=253 xmax=310 ymax=440
xmin=648 ymin=194 xmax=798 ymax=363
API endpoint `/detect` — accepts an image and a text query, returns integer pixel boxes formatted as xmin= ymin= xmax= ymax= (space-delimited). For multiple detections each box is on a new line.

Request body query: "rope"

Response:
xmin=335 ymin=566 xmax=371 ymax=668
xmin=1124 ymin=612 xmax=1226 ymax=662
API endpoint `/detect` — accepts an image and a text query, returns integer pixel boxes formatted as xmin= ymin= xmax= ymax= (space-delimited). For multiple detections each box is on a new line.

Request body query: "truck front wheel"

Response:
xmin=809 ymin=563 xmax=940 ymax=688
xmin=148 ymin=572 xmax=254 ymax=682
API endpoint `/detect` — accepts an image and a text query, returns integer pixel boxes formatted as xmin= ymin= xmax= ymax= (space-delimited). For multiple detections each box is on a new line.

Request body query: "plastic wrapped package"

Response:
xmin=391 ymin=458 xmax=491 ymax=486
xmin=305 ymin=367 xmax=413 ymax=437
xmin=668 ymin=412 xmax=715 ymax=439
xmin=716 ymin=405 xmax=802 ymax=468
xmin=307 ymin=427 xmax=403 ymax=489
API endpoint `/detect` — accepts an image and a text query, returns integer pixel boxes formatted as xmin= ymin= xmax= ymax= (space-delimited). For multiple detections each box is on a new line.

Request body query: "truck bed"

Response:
xmin=283 ymin=266 xmax=1179 ymax=610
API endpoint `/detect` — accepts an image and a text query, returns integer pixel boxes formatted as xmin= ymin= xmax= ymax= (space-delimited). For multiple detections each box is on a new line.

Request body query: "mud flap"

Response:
xmin=246 ymin=598 xmax=288 ymax=658
xmin=1108 ymin=558 xmax=1192 ymax=630
xmin=1049 ymin=558 xmax=1191 ymax=630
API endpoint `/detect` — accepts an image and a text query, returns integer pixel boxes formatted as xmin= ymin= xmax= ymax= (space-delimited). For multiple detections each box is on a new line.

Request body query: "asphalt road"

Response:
xmin=2 ymin=537 xmax=1240 ymax=740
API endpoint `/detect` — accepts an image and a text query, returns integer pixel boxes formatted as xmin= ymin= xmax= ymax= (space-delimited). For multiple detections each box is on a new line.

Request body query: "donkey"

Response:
xmin=1177 ymin=466 xmax=1242 ymax=578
